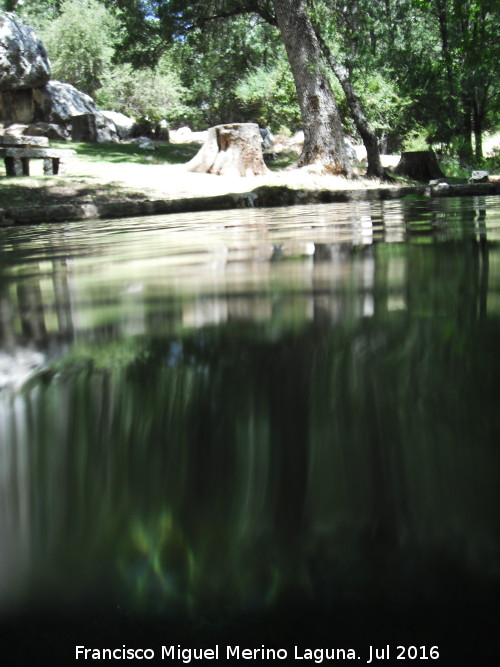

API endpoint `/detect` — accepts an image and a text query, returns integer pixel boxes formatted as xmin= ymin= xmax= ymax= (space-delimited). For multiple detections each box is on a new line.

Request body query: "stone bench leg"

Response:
xmin=43 ymin=157 xmax=63 ymax=175
xmin=5 ymin=156 xmax=25 ymax=177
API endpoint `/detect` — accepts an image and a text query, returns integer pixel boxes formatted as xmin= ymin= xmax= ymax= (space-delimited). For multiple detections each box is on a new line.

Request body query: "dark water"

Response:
xmin=0 ymin=196 xmax=499 ymax=664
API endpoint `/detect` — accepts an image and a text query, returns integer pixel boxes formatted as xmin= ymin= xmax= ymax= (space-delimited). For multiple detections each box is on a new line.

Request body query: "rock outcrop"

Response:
xmin=0 ymin=12 xmax=50 ymax=91
xmin=33 ymin=81 xmax=118 ymax=141
xmin=0 ymin=11 xmax=119 ymax=142
xmin=0 ymin=87 xmax=34 ymax=122
xmin=101 ymin=110 xmax=134 ymax=140
xmin=32 ymin=80 xmax=95 ymax=125
xmin=24 ymin=121 xmax=67 ymax=141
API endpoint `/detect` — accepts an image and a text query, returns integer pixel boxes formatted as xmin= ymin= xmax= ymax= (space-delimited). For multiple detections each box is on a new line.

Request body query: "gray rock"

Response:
xmin=95 ymin=113 xmax=119 ymax=142
xmin=259 ymin=127 xmax=273 ymax=150
xmin=344 ymin=139 xmax=357 ymax=164
xmin=432 ymin=182 xmax=450 ymax=193
xmin=469 ymin=170 xmax=489 ymax=183
xmin=0 ymin=12 xmax=50 ymax=91
xmin=0 ymin=14 xmax=116 ymax=141
xmin=0 ymin=88 xmax=34 ymax=121
xmin=130 ymin=136 xmax=157 ymax=150
xmin=71 ymin=113 xmax=97 ymax=142
xmin=154 ymin=119 xmax=169 ymax=141
xmin=33 ymin=80 xmax=96 ymax=124
xmin=1 ymin=121 xmax=30 ymax=135
xmin=71 ymin=112 xmax=117 ymax=143
xmin=101 ymin=110 xmax=134 ymax=140
xmin=0 ymin=133 xmax=48 ymax=146
xmin=174 ymin=126 xmax=192 ymax=140
xmin=24 ymin=121 xmax=68 ymax=140
xmin=33 ymin=81 xmax=119 ymax=142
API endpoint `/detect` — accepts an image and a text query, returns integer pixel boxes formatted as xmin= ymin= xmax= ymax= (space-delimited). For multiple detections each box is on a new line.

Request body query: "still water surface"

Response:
xmin=0 ymin=196 xmax=499 ymax=661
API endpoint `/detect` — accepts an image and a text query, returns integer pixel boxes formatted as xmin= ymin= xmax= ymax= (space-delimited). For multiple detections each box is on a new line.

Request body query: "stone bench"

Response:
xmin=0 ymin=147 xmax=76 ymax=176
xmin=0 ymin=135 xmax=50 ymax=147
xmin=0 ymin=135 xmax=75 ymax=176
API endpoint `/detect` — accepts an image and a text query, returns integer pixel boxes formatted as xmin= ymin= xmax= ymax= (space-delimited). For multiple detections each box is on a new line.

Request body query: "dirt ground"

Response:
xmin=18 ymin=155 xmax=392 ymax=210
xmin=0 ymin=128 xmax=402 ymax=210
xmin=76 ymin=160 xmax=388 ymax=198
xmin=2 ymin=127 xmax=499 ymax=211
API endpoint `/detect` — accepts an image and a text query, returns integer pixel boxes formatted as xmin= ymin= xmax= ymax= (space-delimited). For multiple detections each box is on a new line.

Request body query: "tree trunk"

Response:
xmin=436 ymin=0 xmax=454 ymax=95
xmin=459 ymin=97 xmax=474 ymax=165
xmin=271 ymin=0 xmax=351 ymax=175
xmin=472 ymin=93 xmax=485 ymax=162
xmin=394 ymin=151 xmax=445 ymax=181
xmin=185 ymin=123 xmax=268 ymax=177
xmin=314 ymin=30 xmax=385 ymax=179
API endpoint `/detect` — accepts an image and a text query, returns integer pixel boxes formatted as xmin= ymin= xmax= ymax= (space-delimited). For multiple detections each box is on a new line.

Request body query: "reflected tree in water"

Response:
xmin=0 ymin=197 xmax=499 ymax=617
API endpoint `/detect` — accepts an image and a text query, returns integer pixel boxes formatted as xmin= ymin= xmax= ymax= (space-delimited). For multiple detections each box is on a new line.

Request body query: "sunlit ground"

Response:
xmin=0 ymin=140 xmax=402 ymax=210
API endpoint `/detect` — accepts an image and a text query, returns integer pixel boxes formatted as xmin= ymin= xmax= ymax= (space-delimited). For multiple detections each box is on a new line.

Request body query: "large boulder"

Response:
xmin=101 ymin=110 xmax=135 ymax=140
xmin=0 ymin=12 xmax=50 ymax=91
xmin=0 ymin=87 xmax=34 ymax=122
xmin=24 ymin=121 xmax=68 ymax=141
xmin=32 ymin=81 xmax=118 ymax=142
xmin=0 ymin=120 xmax=68 ymax=140
xmin=0 ymin=14 xmax=118 ymax=142
xmin=70 ymin=111 xmax=118 ymax=142
xmin=170 ymin=126 xmax=208 ymax=144
xmin=33 ymin=80 xmax=94 ymax=123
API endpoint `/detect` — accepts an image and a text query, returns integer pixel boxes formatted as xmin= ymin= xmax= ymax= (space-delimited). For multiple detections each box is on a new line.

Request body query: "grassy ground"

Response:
xmin=2 ymin=139 xmax=362 ymax=212
xmin=67 ymin=141 xmax=200 ymax=165
xmin=0 ymin=141 xmax=204 ymax=209
xmin=4 ymin=137 xmax=494 ymax=213
xmin=0 ymin=140 xmax=304 ymax=210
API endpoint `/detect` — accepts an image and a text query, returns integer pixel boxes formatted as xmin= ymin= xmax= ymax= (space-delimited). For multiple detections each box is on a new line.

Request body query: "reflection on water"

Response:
xmin=1 ymin=196 xmax=500 ymax=658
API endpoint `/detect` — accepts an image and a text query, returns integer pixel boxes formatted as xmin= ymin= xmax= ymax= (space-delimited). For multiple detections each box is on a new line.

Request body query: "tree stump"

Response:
xmin=185 ymin=123 xmax=269 ymax=177
xmin=394 ymin=150 xmax=445 ymax=181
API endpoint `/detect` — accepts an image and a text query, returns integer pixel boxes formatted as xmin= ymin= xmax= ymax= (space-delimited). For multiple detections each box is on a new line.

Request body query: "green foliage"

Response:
xmin=5 ymin=0 xmax=498 ymax=162
xmin=41 ymin=0 xmax=117 ymax=96
xmin=67 ymin=141 xmax=199 ymax=165
xmin=439 ymin=156 xmax=474 ymax=179
xmin=52 ymin=339 xmax=149 ymax=373
xmin=235 ymin=60 xmax=301 ymax=132
xmin=14 ymin=0 xmax=190 ymax=125
xmin=315 ymin=0 xmax=499 ymax=156
xmin=166 ymin=14 xmax=289 ymax=129
xmin=96 ymin=55 xmax=192 ymax=124
xmin=402 ymin=126 xmax=431 ymax=152
xmin=441 ymin=150 xmax=500 ymax=178
xmin=4 ymin=0 xmax=62 ymax=29
xmin=236 ymin=67 xmax=275 ymax=108
xmin=355 ymin=70 xmax=413 ymax=140
xmin=408 ymin=0 xmax=499 ymax=157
